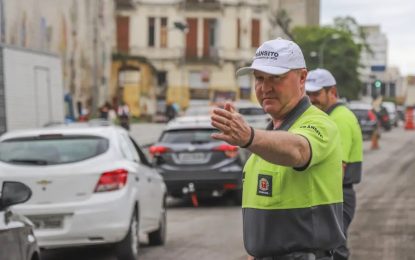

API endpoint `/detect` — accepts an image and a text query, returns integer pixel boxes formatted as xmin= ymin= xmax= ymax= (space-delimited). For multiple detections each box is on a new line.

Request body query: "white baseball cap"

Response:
xmin=236 ymin=38 xmax=306 ymax=76
xmin=305 ymin=68 xmax=337 ymax=92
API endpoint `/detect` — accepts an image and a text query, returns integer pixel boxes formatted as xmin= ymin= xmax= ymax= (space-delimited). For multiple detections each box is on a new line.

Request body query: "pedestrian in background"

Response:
xmin=99 ymin=101 xmax=111 ymax=120
xmin=305 ymin=68 xmax=363 ymax=260
xmin=165 ymin=100 xmax=177 ymax=122
xmin=211 ymin=38 xmax=345 ymax=260
xmin=118 ymin=101 xmax=130 ymax=131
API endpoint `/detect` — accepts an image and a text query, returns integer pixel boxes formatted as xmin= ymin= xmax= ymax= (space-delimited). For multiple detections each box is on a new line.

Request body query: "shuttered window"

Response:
xmin=148 ymin=17 xmax=155 ymax=47
xmin=251 ymin=19 xmax=260 ymax=48
xmin=160 ymin=17 xmax=168 ymax=48
xmin=116 ymin=16 xmax=129 ymax=52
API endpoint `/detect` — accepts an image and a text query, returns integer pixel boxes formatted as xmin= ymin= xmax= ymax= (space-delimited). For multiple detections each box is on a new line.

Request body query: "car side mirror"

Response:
xmin=0 ymin=182 xmax=32 ymax=211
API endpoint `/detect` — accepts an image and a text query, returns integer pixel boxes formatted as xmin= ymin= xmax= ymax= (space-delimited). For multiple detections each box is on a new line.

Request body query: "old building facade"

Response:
xmin=115 ymin=0 xmax=320 ymax=111
xmin=0 ymin=0 xmax=115 ymax=117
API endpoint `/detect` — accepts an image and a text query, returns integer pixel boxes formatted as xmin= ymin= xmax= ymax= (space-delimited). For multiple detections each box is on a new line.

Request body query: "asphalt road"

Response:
xmin=41 ymin=125 xmax=415 ymax=260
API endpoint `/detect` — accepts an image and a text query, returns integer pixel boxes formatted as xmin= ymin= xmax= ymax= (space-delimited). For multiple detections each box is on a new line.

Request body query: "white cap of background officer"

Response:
xmin=305 ymin=68 xmax=337 ymax=92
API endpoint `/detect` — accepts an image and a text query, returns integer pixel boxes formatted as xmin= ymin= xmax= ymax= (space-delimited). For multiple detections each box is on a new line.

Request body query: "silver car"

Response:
xmin=0 ymin=181 xmax=40 ymax=260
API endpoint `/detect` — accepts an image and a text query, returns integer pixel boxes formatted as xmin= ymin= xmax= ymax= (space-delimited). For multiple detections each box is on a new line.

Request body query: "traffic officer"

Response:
xmin=211 ymin=38 xmax=345 ymax=260
xmin=305 ymin=68 xmax=363 ymax=260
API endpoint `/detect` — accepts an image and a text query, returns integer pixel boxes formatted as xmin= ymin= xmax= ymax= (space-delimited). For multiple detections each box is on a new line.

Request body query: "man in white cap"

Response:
xmin=306 ymin=69 xmax=363 ymax=260
xmin=211 ymin=38 xmax=345 ymax=260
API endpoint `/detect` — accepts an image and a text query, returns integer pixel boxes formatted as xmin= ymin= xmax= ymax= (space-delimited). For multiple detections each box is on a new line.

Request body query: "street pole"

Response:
xmin=174 ymin=19 xmax=187 ymax=111
xmin=92 ymin=0 xmax=99 ymax=115
xmin=0 ymin=0 xmax=5 ymax=43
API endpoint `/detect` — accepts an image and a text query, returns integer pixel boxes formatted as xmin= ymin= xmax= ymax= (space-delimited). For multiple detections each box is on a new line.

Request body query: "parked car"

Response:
xmin=0 ymin=122 xmax=167 ymax=260
xmin=397 ymin=105 xmax=405 ymax=122
xmin=149 ymin=116 xmax=248 ymax=204
xmin=0 ymin=181 xmax=40 ymax=260
xmin=347 ymin=101 xmax=379 ymax=140
xmin=382 ymin=101 xmax=399 ymax=127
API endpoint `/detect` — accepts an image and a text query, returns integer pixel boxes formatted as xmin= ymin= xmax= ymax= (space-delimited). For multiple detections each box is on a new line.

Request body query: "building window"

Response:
xmin=237 ymin=18 xmax=241 ymax=49
xmin=189 ymin=71 xmax=209 ymax=99
xmin=160 ymin=17 xmax=168 ymax=48
xmin=203 ymin=19 xmax=218 ymax=58
xmin=156 ymin=71 xmax=167 ymax=99
xmin=117 ymin=16 xmax=129 ymax=52
xmin=186 ymin=18 xmax=198 ymax=58
xmin=251 ymin=19 xmax=260 ymax=47
xmin=148 ymin=17 xmax=155 ymax=47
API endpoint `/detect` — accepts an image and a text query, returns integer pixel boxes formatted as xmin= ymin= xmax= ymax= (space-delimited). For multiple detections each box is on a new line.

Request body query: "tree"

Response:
xmin=292 ymin=26 xmax=362 ymax=100
xmin=333 ymin=16 xmax=373 ymax=56
xmin=269 ymin=9 xmax=295 ymax=41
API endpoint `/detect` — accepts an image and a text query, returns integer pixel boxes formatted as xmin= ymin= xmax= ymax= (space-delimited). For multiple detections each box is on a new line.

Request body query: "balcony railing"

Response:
xmin=186 ymin=47 xmax=220 ymax=64
xmin=182 ymin=0 xmax=222 ymax=11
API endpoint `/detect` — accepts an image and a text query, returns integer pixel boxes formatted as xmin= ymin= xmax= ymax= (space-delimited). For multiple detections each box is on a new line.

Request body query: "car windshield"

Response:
xmin=0 ymin=135 xmax=109 ymax=165
xmin=160 ymin=129 xmax=219 ymax=144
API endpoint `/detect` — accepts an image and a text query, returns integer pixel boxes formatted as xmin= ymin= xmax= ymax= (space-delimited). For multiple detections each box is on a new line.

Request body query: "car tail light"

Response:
xmin=149 ymin=145 xmax=171 ymax=156
xmin=368 ymin=110 xmax=377 ymax=122
xmin=224 ymin=183 xmax=237 ymax=190
xmin=213 ymin=144 xmax=239 ymax=158
xmin=94 ymin=169 xmax=128 ymax=192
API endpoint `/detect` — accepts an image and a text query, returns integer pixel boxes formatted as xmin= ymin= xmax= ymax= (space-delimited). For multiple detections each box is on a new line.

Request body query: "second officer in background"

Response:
xmin=306 ymin=68 xmax=363 ymax=260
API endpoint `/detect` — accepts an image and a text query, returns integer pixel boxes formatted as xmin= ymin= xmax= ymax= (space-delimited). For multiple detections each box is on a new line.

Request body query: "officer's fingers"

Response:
xmin=211 ymin=132 xmax=234 ymax=144
xmin=225 ymin=102 xmax=236 ymax=113
xmin=212 ymin=107 xmax=232 ymax=120
xmin=211 ymin=120 xmax=230 ymax=133
xmin=211 ymin=114 xmax=231 ymax=126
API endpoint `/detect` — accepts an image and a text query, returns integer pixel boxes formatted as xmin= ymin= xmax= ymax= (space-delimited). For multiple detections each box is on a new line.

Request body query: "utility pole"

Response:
xmin=92 ymin=0 xmax=99 ymax=115
xmin=0 ymin=0 xmax=5 ymax=43
xmin=318 ymin=33 xmax=340 ymax=68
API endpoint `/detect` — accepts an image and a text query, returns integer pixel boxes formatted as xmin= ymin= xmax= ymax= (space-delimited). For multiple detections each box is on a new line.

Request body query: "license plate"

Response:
xmin=29 ymin=215 xmax=64 ymax=230
xmin=179 ymin=152 xmax=206 ymax=163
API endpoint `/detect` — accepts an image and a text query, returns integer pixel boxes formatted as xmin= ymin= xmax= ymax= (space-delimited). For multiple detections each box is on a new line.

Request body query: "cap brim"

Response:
xmin=305 ymin=82 xmax=323 ymax=92
xmin=236 ymin=65 xmax=290 ymax=76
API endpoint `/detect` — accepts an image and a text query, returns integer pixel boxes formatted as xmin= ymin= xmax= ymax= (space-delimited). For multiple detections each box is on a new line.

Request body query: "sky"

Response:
xmin=321 ymin=0 xmax=415 ymax=76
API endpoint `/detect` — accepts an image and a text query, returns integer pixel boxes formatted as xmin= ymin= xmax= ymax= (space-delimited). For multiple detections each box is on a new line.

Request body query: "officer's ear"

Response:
xmin=327 ymin=86 xmax=338 ymax=98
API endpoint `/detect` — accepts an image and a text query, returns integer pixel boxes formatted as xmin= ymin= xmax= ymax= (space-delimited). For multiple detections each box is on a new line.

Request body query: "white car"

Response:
xmin=0 ymin=122 xmax=167 ymax=260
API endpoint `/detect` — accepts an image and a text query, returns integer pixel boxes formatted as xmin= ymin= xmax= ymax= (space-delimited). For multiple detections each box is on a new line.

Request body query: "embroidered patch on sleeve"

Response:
xmin=257 ymin=174 xmax=272 ymax=197
xmin=299 ymin=124 xmax=324 ymax=138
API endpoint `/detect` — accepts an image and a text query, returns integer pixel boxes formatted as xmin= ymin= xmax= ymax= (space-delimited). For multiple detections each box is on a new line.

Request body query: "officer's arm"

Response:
xmin=247 ymin=129 xmax=311 ymax=168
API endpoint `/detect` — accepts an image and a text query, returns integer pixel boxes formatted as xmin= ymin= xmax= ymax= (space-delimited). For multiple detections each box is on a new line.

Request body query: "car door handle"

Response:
xmin=135 ymin=176 xmax=139 ymax=182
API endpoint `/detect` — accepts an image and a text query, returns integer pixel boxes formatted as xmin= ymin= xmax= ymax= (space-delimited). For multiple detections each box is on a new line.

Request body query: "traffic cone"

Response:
xmin=405 ymin=107 xmax=415 ymax=130
xmin=371 ymin=129 xmax=379 ymax=150
xmin=191 ymin=193 xmax=199 ymax=207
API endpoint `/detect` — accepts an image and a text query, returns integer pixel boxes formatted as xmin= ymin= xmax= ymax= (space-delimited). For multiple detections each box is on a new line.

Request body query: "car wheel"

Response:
xmin=148 ymin=199 xmax=167 ymax=246
xmin=116 ymin=210 xmax=139 ymax=260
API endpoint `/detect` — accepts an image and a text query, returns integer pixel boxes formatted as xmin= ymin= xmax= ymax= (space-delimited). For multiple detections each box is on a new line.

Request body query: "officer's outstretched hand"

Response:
xmin=211 ymin=102 xmax=252 ymax=147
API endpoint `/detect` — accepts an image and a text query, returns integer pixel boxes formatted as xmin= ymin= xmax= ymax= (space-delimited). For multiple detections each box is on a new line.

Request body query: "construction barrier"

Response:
xmin=405 ymin=107 xmax=415 ymax=130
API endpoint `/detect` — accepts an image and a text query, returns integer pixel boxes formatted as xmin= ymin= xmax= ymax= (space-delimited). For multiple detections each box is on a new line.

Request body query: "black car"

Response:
xmin=0 ymin=181 xmax=40 ymax=260
xmin=348 ymin=102 xmax=379 ymax=140
xmin=149 ymin=116 xmax=248 ymax=204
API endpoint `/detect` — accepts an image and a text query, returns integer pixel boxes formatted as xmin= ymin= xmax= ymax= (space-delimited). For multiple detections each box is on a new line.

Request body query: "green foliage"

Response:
xmin=292 ymin=26 xmax=362 ymax=100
